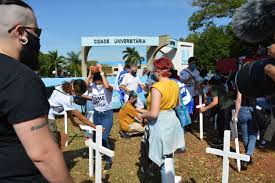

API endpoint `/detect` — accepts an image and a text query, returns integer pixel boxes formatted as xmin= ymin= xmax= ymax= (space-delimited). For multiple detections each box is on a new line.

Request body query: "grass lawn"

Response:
xmin=57 ymin=113 xmax=275 ymax=183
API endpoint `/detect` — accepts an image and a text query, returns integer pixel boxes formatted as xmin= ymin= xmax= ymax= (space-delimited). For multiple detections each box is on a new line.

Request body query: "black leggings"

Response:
xmin=217 ymin=106 xmax=234 ymax=138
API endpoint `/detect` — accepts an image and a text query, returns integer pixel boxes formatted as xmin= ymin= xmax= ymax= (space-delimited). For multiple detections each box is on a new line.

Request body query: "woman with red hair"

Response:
xmin=141 ymin=57 xmax=185 ymax=182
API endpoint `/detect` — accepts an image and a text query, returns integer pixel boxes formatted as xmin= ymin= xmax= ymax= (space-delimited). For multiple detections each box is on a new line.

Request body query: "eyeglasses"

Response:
xmin=8 ymin=25 xmax=42 ymax=37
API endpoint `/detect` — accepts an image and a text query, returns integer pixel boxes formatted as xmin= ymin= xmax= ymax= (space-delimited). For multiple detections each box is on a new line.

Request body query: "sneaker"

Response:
xmin=119 ymin=131 xmax=130 ymax=139
xmin=241 ymin=156 xmax=253 ymax=171
xmin=104 ymin=161 xmax=112 ymax=171
xmin=241 ymin=161 xmax=248 ymax=171
xmin=210 ymin=138 xmax=223 ymax=147
xmin=259 ymin=140 xmax=270 ymax=148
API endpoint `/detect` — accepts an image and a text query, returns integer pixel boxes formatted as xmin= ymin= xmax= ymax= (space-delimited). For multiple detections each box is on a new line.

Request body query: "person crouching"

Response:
xmin=119 ymin=91 xmax=145 ymax=138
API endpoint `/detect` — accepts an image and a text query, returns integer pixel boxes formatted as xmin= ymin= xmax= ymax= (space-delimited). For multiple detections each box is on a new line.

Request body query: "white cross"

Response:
xmin=63 ymin=111 xmax=68 ymax=147
xmin=231 ymin=109 xmax=241 ymax=172
xmin=80 ymin=125 xmax=115 ymax=183
xmin=199 ymin=95 xmax=204 ymax=140
xmin=53 ymin=110 xmax=69 ymax=147
xmin=206 ymin=130 xmax=250 ymax=183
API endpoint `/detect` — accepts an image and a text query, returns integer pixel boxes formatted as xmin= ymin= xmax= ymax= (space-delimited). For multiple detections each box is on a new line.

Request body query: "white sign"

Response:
xmin=80 ymin=125 xmax=115 ymax=183
xmin=206 ymin=130 xmax=250 ymax=183
xmin=81 ymin=36 xmax=160 ymax=47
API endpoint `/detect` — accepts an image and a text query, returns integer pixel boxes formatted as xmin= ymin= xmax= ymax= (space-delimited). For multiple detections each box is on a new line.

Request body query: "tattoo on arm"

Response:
xmin=31 ymin=121 xmax=49 ymax=131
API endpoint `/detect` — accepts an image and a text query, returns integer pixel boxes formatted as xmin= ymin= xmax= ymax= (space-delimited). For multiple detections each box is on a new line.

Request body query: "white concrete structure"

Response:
xmin=80 ymin=36 xmax=194 ymax=76
xmin=206 ymin=130 xmax=250 ymax=183
xmin=160 ymin=41 xmax=194 ymax=72
xmin=80 ymin=125 xmax=115 ymax=183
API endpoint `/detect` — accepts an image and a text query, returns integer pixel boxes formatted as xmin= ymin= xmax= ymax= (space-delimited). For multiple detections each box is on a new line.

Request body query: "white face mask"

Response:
xmin=96 ymin=84 xmax=103 ymax=90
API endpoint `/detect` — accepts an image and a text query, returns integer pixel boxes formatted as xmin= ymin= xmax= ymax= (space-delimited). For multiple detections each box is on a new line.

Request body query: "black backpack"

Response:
xmin=46 ymin=86 xmax=56 ymax=99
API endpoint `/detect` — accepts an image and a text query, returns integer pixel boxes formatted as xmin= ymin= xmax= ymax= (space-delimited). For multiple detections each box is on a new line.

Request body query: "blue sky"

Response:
xmin=26 ymin=0 xmax=195 ymax=63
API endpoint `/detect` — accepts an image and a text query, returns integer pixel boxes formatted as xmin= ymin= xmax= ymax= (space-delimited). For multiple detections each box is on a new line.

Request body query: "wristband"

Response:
xmin=100 ymin=72 xmax=105 ymax=76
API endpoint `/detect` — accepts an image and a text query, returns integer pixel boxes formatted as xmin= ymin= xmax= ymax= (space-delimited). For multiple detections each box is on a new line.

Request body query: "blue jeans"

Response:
xmin=238 ymin=107 xmax=257 ymax=156
xmin=93 ymin=109 xmax=113 ymax=162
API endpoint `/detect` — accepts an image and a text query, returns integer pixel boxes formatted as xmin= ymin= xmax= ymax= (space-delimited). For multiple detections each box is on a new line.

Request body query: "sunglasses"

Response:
xmin=8 ymin=25 xmax=42 ymax=37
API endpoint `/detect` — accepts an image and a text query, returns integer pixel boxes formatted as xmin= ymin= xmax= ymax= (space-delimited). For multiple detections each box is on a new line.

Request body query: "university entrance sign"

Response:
xmin=80 ymin=35 xmax=194 ymax=77
xmin=81 ymin=36 xmax=160 ymax=47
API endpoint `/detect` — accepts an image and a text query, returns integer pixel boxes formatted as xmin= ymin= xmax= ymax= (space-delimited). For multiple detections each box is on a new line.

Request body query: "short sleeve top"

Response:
xmin=147 ymin=80 xmax=179 ymax=111
xmin=0 ymin=53 xmax=49 ymax=181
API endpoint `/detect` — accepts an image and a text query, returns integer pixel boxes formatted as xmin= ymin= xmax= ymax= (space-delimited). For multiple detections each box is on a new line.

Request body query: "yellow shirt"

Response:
xmin=147 ymin=80 xmax=179 ymax=111
xmin=118 ymin=102 xmax=139 ymax=132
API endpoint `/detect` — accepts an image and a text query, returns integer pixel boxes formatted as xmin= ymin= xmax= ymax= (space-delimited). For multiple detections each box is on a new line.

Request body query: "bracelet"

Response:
xmin=100 ymin=72 xmax=105 ymax=76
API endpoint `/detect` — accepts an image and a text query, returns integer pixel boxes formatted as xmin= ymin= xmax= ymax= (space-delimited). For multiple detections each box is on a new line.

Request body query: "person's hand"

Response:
xmin=141 ymin=119 xmax=148 ymax=127
xmin=73 ymin=122 xmax=81 ymax=130
xmin=137 ymin=114 xmax=143 ymax=122
xmin=232 ymin=115 xmax=238 ymax=123
xmin=265 ymin=64 xmax=275 ymax=82
xmin=199 ymin=107 xmax=207 ymax=113
xmin=96 ymin=64 xmax=103 ymax=73
xmin=186 ymin=75 xmax=193 ymax=83
xmin=127 ymin=90 xmax=132 ymax=95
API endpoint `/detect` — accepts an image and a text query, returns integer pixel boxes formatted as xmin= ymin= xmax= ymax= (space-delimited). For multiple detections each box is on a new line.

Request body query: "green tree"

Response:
xmin=67 ymin=51 xmax=81 ymax=77
xmin=39 ymin=52 xmax=52 ymax=77
xmin=188 ymin=0 xmax=246 ymax=31
xmin=48 ymin=50 xmax=65 ymax=77
xmin=185 ymin=24 xmax=248 ymax=70
xmin=38 ymin=50 xmax=64 ymax=77
xmin=122 ymin=47 xmax=144 ymax=66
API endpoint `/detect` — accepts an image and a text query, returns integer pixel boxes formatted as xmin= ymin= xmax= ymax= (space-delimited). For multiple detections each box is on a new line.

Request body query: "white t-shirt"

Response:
xmin=180 ymin=68 xmax=200 ymax=97
xmin=121 ymin=73 xmax=143 ymax=98
xmin=88 ymin=84 xmax=113 ymax=112
xmin=121 ymin=73 xmax=144 ymax=108
xmin=48 ymin=86 xmax=75 ymax=120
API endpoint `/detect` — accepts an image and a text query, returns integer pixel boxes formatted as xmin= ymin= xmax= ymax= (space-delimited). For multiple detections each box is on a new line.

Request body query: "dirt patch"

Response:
xmin=57 ymin=113 xmax=275 ymax=183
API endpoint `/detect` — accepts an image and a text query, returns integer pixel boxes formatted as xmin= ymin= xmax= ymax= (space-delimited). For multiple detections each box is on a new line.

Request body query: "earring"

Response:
xmin=20 ymin=37 xmax=28 ymax=45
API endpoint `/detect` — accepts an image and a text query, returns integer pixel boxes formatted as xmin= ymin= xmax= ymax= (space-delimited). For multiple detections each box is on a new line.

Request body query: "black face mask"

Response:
xmin=20 ymin=31 xmax=41 ymax=70
xmin=151 ymin=72 xmax=158 ymax=82
xmin=131 ymin=71 xmax=137 ymax=77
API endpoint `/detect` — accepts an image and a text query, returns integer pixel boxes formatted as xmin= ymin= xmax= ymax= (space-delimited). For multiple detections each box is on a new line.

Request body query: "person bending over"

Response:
xmin=48 ymin=79 xmax=96 ymax=147
xmin=199 ymin=77 xmax=235 ymax=146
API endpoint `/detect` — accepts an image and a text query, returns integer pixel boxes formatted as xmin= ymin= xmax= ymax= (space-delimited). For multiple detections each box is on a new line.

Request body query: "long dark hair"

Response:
xmin=62 ymin=79 xmax=86 ymax=95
